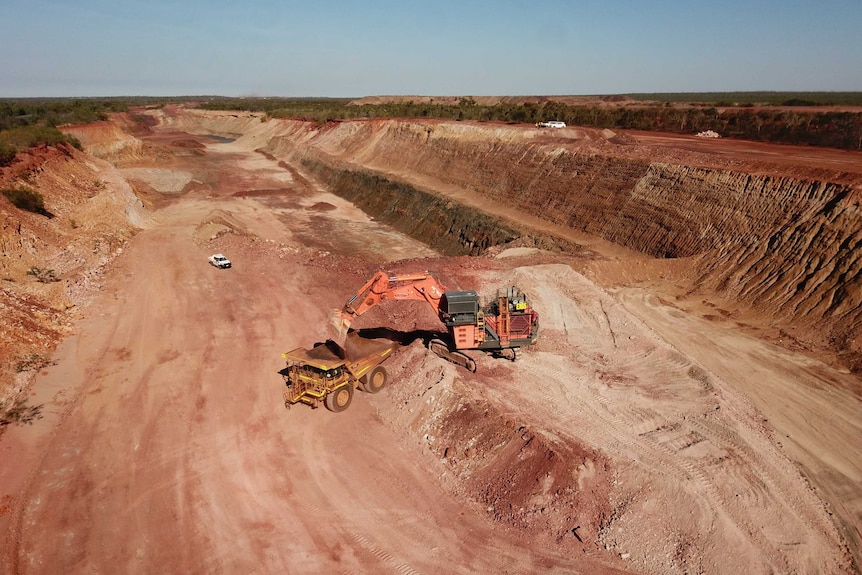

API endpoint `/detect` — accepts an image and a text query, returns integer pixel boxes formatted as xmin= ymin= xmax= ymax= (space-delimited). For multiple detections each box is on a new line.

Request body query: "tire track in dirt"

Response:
xmin=519 ymin=356 xmax=723 ymax=508
xmin=515 ymin=350 xmax=801 ymax=573
xmin=611 ymin=351 xmax=818 ymax=570
xmin=483 ymin=264 xmax=849 ymax=573
xmin=277 ymin=419 xmax=431 ymax=575
xmin=615 ymin=287 xmax=856 ymax=571
xmin=345 ymin=532 xmax=423 ymax=575
xmin=288 ymin=491 xmax=421 ymax=575
xmin=1 ymin=282 xmax=135 ymax=573
xmin=687 ymin=410 xmax=832 ymax=538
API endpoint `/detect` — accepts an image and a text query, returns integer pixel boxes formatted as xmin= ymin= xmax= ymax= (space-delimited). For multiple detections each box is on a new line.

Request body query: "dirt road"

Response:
xmin=0 ymin=120 xmax=857 ymax=574
xmin=0 ymin=135 xmax=625 ymax=574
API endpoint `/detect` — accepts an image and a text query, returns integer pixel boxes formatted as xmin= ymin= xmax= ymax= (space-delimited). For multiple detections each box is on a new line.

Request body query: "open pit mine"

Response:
xmin=0 ymin=105 xmax=860 ymax=575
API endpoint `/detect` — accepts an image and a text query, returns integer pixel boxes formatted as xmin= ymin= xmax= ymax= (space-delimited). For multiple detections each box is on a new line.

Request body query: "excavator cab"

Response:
xmin=441 ymin=290 xmax=480 ymax=325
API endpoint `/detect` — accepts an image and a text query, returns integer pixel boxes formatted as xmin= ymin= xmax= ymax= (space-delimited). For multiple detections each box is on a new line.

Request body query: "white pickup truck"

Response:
xmin=208 ymin=254 xmax=231 ymax=269
xmin=537 ymin=121 xmax=567 ymax=128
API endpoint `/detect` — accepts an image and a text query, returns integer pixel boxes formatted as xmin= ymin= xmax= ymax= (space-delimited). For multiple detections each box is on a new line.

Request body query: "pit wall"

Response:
xmin=161 ymin=111 xmax=862 ymax=366
xmin=299 ymin=159 xmax=580 ymax=256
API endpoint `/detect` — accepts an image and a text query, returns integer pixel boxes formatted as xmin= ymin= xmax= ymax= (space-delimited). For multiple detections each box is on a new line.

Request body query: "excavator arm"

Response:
xmin=332 ymin=271 xmax=447 ymax=341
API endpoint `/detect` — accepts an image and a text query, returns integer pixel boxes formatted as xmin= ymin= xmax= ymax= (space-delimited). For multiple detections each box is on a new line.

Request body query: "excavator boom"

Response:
xmin=331 ymin=271 xmax=447 ymax=342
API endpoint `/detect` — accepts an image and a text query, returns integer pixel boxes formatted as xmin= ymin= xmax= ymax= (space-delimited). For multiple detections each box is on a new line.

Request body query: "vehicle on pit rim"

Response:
xmin=208 ymin=254 xmax=231 ymax=268
xmin=537 ymin=121 xmax=566 ymax=128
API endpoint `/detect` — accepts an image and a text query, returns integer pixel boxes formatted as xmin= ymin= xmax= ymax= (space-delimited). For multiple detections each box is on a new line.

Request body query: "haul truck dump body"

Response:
xmin=280 ymin=333 xmax=397 ymax=412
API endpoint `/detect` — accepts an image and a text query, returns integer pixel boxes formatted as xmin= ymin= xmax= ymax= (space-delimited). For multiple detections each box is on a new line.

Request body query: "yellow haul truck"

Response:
xmin=280 ymin=333 xmax=398 ymax=412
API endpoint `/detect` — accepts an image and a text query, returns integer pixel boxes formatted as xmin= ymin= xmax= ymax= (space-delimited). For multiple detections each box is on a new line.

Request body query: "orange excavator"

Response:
xmin=334 ymin=271 xmax=539 ymax=372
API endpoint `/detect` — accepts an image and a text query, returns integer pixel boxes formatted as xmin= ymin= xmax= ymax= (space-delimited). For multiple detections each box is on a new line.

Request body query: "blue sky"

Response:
xmin=1 ymin=0 xmax=860 ymax=97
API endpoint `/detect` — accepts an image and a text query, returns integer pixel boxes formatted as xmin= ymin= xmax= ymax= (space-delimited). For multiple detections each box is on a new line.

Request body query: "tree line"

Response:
xmin=200 ymin=96 xmax=862 ymax=151
xmin=2 ymin=94 xmax=861 ymax=162
xmin=0 ymin=97 xmax=191 ymax=165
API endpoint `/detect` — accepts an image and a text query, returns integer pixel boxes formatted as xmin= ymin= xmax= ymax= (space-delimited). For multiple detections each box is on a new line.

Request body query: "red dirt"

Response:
xmin=0 ymin=108 xmax=859 ymax=574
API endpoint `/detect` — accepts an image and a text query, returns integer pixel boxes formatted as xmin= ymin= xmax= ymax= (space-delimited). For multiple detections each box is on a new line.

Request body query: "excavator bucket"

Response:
xmin=329 ymin=309 xmax=352 ymax=345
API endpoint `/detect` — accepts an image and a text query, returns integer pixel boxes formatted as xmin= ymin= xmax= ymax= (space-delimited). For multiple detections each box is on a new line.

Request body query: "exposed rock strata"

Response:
xmin=0 ymin=143 xmax=144 ymax=403
xmin=300 ymin=158 xmax=580 ymax=256
xmin=150 ymin=110 xmax=862 ymax=368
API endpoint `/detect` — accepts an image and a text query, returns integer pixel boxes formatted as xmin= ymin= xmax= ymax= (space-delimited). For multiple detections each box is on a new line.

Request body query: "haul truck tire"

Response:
xmin=361 ymin=366 xmax=388 ymax=394
xmin=324 ymin=383 xmax=354 ymax=412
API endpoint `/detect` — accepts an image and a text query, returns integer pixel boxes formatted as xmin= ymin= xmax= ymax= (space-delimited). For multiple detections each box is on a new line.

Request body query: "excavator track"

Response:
xmin=428 ymin=339 xmax=477 ymax=373
xmin=492 ymin=347 xmax=519 ymax=362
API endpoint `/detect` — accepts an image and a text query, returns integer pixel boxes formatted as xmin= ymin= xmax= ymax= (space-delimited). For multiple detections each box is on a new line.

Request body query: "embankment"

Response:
xmin=0 ymin=142 xmax=145 ymax=405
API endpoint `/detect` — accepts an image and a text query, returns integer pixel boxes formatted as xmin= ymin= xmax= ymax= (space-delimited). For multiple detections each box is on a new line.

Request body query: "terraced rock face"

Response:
xmin=299 ymin=158 xmax=580 ymax=256
xmin=237 ymin=118 xmax=860 ymax=367
xmin=694 ymin=177 xmax=860 ymax=361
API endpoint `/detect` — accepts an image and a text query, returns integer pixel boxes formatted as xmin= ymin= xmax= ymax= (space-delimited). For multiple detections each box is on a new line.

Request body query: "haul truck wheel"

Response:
xmin=324 ymin=384 xmax=354 ymax=412
xmin=361 ymin=366 xmax=388 ymax=394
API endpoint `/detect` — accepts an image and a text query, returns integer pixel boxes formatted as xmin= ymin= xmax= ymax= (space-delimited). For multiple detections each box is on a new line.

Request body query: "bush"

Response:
xmin=1 ymin=187 xmax=53 ymax=217
xmin=783 ymin=98 xmax=818 ymax=107
xmin=15 ymin=352 xmax=53 ymax=372
xmin=0 ymin=125 xmax=81 ymax=150
xmin=27 ymin=266 xmax=59 ymax=283
xmin=0 ymin=397 xmax=43 ymax=427
xmin=0 ymin=97 xmax=138 ymax=132
xmin=0 ymin=143 xmax=15 ymax=166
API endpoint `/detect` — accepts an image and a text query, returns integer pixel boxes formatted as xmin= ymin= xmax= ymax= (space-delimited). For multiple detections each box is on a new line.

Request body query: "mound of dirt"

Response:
xmin=192 ymin=209 xmax=250 ymax=244
xmin=171 ymin=138 xmax=206 ymax=149
xmin=307 ymin=201 xmax=337 ymax=212
xmin=382 ymin=343 xmax=612 ymax=543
